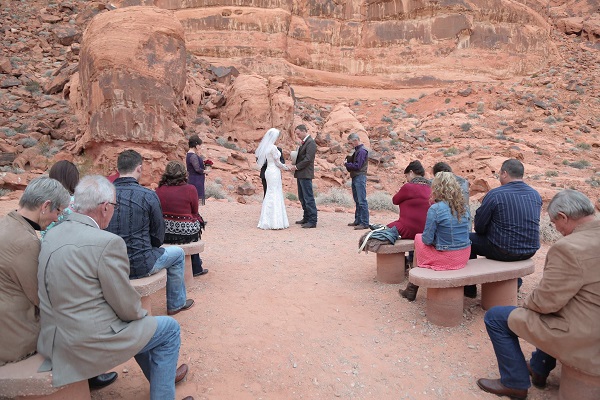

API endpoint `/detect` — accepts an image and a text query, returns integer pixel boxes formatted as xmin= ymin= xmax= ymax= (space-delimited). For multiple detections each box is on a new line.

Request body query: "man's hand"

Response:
xmin=289 ymin=165 xmax=297 ymax=172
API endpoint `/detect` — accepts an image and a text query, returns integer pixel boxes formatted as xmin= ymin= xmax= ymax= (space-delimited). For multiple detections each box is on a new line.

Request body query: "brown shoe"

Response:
xmin=182 ymin=397 xmax=194 ymax=400
xmin=168 ymin=299 xmax=195 ymax=316
xmin=348 ymin=222 xmax=358 ymax=226
xmin=527 ymin=361 xmax=547 ymax=389
xmin=476 ymin=378 xmax=527 ymax=399
xmin=354 ymin=224 xmax=369 ymax=230
xmin=175 ymin=364 xmax=189 ymax=384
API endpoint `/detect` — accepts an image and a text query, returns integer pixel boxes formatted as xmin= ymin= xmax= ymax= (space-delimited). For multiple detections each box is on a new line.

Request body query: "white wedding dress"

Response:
xmin=258 ymin=145 xmax=289 ymax=230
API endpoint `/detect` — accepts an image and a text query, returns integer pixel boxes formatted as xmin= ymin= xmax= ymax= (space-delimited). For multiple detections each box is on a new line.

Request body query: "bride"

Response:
xmin=256 ymin=128 xmax=290 ymax=230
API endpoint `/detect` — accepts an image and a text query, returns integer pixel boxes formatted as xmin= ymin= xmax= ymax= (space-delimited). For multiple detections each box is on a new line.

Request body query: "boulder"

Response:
xmin=321 ymin=103 xmax=369 ymax=147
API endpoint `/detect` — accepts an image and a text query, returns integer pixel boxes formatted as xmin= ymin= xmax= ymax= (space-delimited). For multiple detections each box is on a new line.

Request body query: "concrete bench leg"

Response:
xmin=426 ymin=287 xmax=463 ymax=327
xmin=376 ymin=253 xmax=406 ymax=284
xmin=481 ymin=279 xmax=518 ymax=310
xmin=183 ymin=254 xmax=194 ymax=287
xmin=559 ymin=364 xmax=600 ymax=400
xmin=16 ymin=380 xmax=91 ymax=400
xmin=140 ymin=295 xmax=152 ymax=315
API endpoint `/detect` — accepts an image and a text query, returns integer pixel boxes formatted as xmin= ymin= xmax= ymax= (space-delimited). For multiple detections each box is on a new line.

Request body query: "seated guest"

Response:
xmin=38 ymin=175 xmax=194 ymax=400
xmin=465 ymin=158 xmax=542 ymax=298
xmin=431 ymin=161 xmax=469 ymax=203
xmin=0 ymin=177 xmax=69 ymax=366
xmin=156 ymin=161 xmax=208 ymax=277
xmin=477 ymin=189 xmax=599 ymax=399
xmin=106 ymin=150 xmax=194 ymax=315
xmin=41 ymin=160 xmax=80 ymax=237
xmin=400 ymin=172 xmax=471 ymax=301
xmin=386 ymin=160 xmax=431 ymax=239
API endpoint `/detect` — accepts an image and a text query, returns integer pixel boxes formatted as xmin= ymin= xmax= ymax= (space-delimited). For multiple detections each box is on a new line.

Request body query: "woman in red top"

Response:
xmin=156 ymin=161 xmax=208 ymax=277
xmin=387 ymin=160 xmax=432 ymax=239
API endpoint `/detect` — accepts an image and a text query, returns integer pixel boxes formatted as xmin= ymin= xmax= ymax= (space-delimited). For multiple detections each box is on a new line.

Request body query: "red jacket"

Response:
xmin=387 ymin=182 xmax=432 ymax=239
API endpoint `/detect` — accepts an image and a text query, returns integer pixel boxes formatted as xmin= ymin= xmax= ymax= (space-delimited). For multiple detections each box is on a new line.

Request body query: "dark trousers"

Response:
xmin=297 ymin=178 xmax=317 ymax=224
xmin=261 ymin=176 xmax=267 ymax=197
xmin=484 ymin=306 xmax=556 ymax=390
xmin=351 ymin=174 xmax=369 ymax=226
xmin=191 ymin=254 xmax=203 ymax=274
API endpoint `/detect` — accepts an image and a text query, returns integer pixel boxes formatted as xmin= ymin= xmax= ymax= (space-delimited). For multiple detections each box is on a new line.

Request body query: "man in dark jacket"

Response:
xmin=289 ymin=125 xmax=318 ymax=228
xmin=344 ymin=133 xmax=369 ymax=230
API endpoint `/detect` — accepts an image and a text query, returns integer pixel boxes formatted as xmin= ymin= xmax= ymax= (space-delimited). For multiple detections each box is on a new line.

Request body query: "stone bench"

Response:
xmin=408 ymin=257 xmax=535 ymax=326
xmin=559 ymin=364 xmax=600 ymax=400
xmin=130 ymin=269 xmax=167 ymax=315
xmin=163 ymin=241 xmax=205 ymax=287
xmin=362 ymin=239 xmax=415 ymax=284
xmin=0 ymin=353 xmax=90 ymax=399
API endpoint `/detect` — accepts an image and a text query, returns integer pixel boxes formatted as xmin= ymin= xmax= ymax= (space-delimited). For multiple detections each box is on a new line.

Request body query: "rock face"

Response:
xmin=73 ymin=6 xmax=193 ymax=159
xmin=113 ymin=0 xmax=556 ymax=86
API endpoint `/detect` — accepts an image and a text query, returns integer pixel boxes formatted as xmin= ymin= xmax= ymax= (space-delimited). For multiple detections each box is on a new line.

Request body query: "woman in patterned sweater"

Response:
xmin=156 ymin=161 xmax=208 ymax=277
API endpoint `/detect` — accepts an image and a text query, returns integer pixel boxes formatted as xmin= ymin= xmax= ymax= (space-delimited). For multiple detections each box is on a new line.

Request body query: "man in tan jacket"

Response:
xmin=477 ymin=189 xmax=600 ymax=399
xmin=38 ymin=175 xmax=193 ymax=400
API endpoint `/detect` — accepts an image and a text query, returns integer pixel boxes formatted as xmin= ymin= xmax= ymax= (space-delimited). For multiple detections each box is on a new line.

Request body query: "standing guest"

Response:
xmin=386 ymin=160 xmax=431 ymax=239
xmin=0 ymin=177 xmax=69 ymax=366
xmin=38 ymin=175 xmax=193 ymax=400
xmin=186 ymin=135 xmax=207 ymax=205
xmin=477 ymin=189 xmax=599 ymax=400
xmin=107 ymin=150 xmax=194 ymax=316
xmin=41 ymin=160 xmax=80 ymax=237
xmin=465 ymin=158 xmax=542 ymax=298
xmin=432 ymin=161 xmax=469 ymax=203
xmin=255 ymin=128 xmax=290 ymax=230
xmin=156 ymin=161 xmax=208 ymax=277
xmin=344 ymin=132 xmax=369 ymax=230
xmin=399 ymin=172 xmax=471 ymax=301
xmin=289 ymin=124 xmax=318 ymax=228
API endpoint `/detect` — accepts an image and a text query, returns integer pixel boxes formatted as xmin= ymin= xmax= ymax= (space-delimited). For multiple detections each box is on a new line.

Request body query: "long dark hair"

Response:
xmin=48 ymin=160 xmax=79 ymax=194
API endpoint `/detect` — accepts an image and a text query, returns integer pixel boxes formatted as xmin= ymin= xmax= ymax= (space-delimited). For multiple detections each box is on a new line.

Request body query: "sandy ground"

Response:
xmin=0 ymin=198 xmax=561 ymax=400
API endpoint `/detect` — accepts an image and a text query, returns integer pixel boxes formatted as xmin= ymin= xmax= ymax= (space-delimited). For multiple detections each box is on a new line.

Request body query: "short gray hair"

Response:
xmin=73 ymin=175 xmax=115 ymax=213
xmin=547 ymin=189 xmax=595 ymax=220
xmin=347 ymin=133 xmax=360 ymax=141
xmin=19 ymin=176 xmax=70 ymax=211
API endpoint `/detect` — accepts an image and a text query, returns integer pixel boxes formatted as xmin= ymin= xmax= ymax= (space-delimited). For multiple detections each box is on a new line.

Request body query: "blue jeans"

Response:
xmin=297 ymin=178 xmax=317 ymax=224
xmin=135 ymin=316 xmax=181 ymax=400
xmin=484 ymin=306 xmax=556 ymax=390
xmin=149 ymin=246 xmax=186 ymax=312
xmin=351 ymin=174 xmax=369 ymax=226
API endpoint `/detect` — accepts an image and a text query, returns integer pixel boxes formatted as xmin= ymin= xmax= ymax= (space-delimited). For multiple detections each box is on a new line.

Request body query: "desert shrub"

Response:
xmin=477 ymin=102 xmax=485 ymax=113
xmin=431 ymin=137 xmax=442 ymax=143
xmin=18 ymin=137 xmax=37 ymax=148
xmin=406 ymin=98 xmax=418 ymax=103
xmin=569 ymin=160 xmax=589 ymax=169
xmin=1 ymin=127 xmax=17 ymax=137
xmin=576 ymin=142 xmax=591 ymax=150
xmin=443 ymin=146 xmax=460 ymax=157
xmin=25 ymin=81 xmax=41 ymax=94
xmin=562 ymin=159 xmax=570 ymax=165
xmin=544 ymin=116 xmax=557 ymax=124
xmin=0 ymin=188 xmax=13 ymax=197
xmin=367 ymin=191 xmax=396 ymax=212
xmin=205 ymin=181 xmax=227 ymax=199
xmin=545 ymin=170 xmax=559 ymax=177
xmin=445 ymin=98 xmax=451 ymax=104
xmin=460 ymin=123 xmax=472 ymax=132
xmin=381 ymin=115 xmax=393 ymax=123
xmin=315 ymin=188 xmax=353 ymax=207
xmin=585 ymin=175 xmax=600 ymax=188
xmin=285 ymin=192 xmax=298 ymax=201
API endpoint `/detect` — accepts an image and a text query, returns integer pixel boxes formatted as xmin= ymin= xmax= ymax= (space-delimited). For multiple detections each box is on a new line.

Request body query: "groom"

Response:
xmin=289 ymin=124 xmax=317 ymax=228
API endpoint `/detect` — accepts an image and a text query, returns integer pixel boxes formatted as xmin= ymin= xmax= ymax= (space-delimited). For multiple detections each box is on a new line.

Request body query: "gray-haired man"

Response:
xmin=344 ymin=133 xmax=369 ymax=230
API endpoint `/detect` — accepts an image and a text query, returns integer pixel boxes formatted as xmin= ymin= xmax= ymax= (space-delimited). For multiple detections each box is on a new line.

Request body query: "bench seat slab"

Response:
xmin=559 ymin=364 xmax=600 ymax=400
xmin=376 ymin=253 xmax=406 ymax=284
xmin=15 ymin=381 xmax=90 ymax=400
xmin=426 ymin=287 xmax=464 ymax=327
xmin=481 ymin=279 xmax=518 ymax=310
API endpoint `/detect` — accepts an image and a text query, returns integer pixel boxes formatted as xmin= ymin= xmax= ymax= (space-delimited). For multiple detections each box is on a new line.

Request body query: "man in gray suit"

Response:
xmin=38 ymin=175 xmax=193 ymax=400
xmin=289 ymin=124 xmax=318 ymax=228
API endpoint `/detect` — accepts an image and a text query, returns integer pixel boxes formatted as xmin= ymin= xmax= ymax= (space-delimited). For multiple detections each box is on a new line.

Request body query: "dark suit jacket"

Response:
xmin=294 ymin=136 xmax=316 ymax=179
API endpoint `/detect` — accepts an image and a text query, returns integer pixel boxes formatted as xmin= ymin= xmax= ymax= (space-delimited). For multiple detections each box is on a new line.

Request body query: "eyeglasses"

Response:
xmin=99 ymin=201 xmax=119 ymax=210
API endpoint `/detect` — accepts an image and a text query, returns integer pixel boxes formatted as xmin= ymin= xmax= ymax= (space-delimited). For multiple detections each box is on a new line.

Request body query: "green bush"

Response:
xmin=460 ymin=123 xmax=472 ymax=132
xmin=545 ymin=170 xmax=559 ymax=177
xmin=443 ymin=147 xmax=460 ymax=157
xmin=285 ymin=192 xmax=298 ymax=201
xmin=576 ymin=142 xmax=591 ymax=150
xmin=315 ymin=188 xmax=353 ymax=207
xmin=569 ymin=160 xmax=589 ymax=169
xmin=367 ymin=191 xmax=396 ymax=212
xmin=205 ymin=181 xmax=227 ymax=199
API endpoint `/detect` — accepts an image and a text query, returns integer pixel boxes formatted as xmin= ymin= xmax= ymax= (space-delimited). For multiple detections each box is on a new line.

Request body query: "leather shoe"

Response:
xmin=88 ymin=371 xmax=118 ymax=389
xmin=168 ymin=299 xmax=195 ymax=315
xmin=527 ymin=361 xmax=547 ymax=389
xmin=354 ymin=224 xmax=369 ymax=230
xmin=476 ymin=378 xmax=527 ymax=399
xmin=295 ymin=219 xmax=307 ymax=224
xmin=464 ymin=285 xmax=477 ymax=298
xmin=348 ymin=222 xmax=358 ymax=226
xmin=193 ymin=269 xmax=209 ymax=277
xmin=182 ymin=397 xmax=194 ymax=400
xmin=301 ymin=222 xmax=316 ymax=228
xmin=175 ymin=363 xmax=189 ymax=384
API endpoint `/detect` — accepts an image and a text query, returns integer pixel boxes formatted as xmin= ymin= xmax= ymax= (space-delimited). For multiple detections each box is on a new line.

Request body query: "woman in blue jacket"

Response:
xmin=400 ymin=171 xmax=471 ymax=301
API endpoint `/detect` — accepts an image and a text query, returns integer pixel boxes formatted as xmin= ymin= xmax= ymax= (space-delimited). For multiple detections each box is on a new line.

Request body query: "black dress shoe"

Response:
xmin=399 ymin=283 xmax=419 ymax=302
xmin=354 ymin=224 xmax=369 ymax=230
xmin=527 ymin=361 xmax=547 ymax=389
xmin=295 ymin=219 xmax=307 ymax=224
xmin=464 ymin=285 xmax=477 ymax=298
xmin=301 ymin=222 xmax=317 ymax=228
xmin=193 ymin=269 xmax=209 ymax=277
xmin=476 ymin=378 xmax=527 ymax=399
xmin=88 ymin=372 xmax=118 ymax=389
xmin=168 ymin=299 xmax=195 ymax=315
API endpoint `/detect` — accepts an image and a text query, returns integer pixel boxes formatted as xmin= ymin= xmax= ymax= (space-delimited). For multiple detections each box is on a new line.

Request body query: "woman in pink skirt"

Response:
xmin=400 ymin=171 xmax=471 ymax=301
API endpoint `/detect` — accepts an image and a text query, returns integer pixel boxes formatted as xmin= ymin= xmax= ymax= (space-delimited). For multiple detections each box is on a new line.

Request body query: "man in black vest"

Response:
xmin=344 ymin=133 xmax=370 ymax=230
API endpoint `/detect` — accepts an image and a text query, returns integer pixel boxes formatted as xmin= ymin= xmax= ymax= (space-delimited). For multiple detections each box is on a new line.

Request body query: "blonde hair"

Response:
xmin=431 ymin=172 xmax=467 ymax=220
